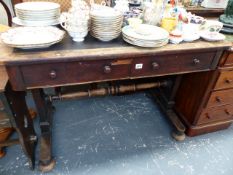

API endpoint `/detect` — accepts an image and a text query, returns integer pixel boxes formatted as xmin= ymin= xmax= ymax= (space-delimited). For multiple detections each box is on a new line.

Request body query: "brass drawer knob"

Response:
xmin=104 ymin=65 xmax=111 ymax=74
xmin=225 ymin=79 xmax=233 ymax=84
xmin=193 ymin=58 xmax=200 ymax=65
xmin=215 ymin=96 xmax=222 ymax=103
xmin=49 ymin=70 xmax=57 ymax=79
xmin=152 ymin=62 xmax=159 ymax=70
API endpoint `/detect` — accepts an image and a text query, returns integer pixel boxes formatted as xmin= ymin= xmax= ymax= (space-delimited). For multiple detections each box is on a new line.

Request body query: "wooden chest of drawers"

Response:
xmin=175 ymin=48 xmax=233 ymax=136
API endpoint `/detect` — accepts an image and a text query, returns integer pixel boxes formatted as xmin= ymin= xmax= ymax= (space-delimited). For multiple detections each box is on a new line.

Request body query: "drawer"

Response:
xmin=131 ymin=52 xmax=216 ymax=77
xmin=222 ymin=52 xmax=233 ymax=67
xmin=214 ymin=70 xmax=233 ymax=90
xmin=21 ymin=59 xmax=132 ymax=88
xmin=206 ymin=89 xmax=233 ymax=108
xmin=198 ymin=105 xmax=233 ymax=125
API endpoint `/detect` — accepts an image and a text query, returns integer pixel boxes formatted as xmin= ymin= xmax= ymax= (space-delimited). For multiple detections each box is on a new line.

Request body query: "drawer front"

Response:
xmin=131 ymin=52 xmax=215 ymax=77
xmin=198 ymin=105 xmax=233 ymax=125
xmin=21 ymin=59 xmax=132 ymax=88
xmin=215 ymin=70 xmax=233 ymax=90
xmin=224 ymin=52 xmax=233 ymax=67
xmin=206 ymin=89 xmax=233 ymax=108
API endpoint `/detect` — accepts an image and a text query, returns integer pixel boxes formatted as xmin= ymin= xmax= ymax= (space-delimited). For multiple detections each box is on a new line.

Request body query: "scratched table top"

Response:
xmin=0 ymin=30 xmax=232 ymax=65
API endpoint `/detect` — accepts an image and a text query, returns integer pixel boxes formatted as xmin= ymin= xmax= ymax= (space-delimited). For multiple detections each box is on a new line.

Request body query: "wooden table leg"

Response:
xmin=31 ymin=89 xmax=55 ymax=172
xmin=149 ymin=76 xmax=186 ymax=141
xmin=4 ymin=83 xmax=37 ymax=169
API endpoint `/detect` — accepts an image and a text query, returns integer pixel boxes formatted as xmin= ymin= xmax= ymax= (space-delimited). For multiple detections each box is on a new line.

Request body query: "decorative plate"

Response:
xmin=1 ymin=26 xmax=65 ymax=49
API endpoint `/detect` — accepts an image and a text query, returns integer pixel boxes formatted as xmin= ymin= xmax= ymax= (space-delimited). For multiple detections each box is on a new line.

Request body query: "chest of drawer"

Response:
xmin=131 ymin=52 xmax=216 ymax=77
xmin=20 ymin=59 xmax=132 ymax=88
xmin=198 ymin=104 xmax=233 ymax=125
xmin=214 ymin=70 xmax=233 ymax=90
xmin=206 ymin=89 xmax=233 ymax=108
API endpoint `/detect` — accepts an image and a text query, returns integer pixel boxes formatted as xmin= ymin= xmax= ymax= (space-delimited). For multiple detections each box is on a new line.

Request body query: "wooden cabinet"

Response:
xmin=175 ymin=49 xmax=233 ymax=136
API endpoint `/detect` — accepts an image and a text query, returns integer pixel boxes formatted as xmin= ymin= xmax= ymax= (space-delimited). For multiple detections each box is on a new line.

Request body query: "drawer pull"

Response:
xmin=49 ymin=70 xmax=57 ymax=79
xmin=224 ymin=109 xmax=232 ymax=115
xmin=205 ymin=113 xmax=211 ymax=119
xmin=225 ymin=79 xmax=233 ymax=84
xmin=215 ymin=96 xmax=222 ymax=103
xmin=152 ymin=62 xmax=159 ymax=70
xmin=104 ymin=65 xmax=111 ymax=74
xmin=193 ymin=58 xmax=200 ymax=65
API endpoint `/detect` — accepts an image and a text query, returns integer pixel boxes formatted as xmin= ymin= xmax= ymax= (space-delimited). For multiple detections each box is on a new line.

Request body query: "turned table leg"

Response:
xmin=4 ymin=83 xmax=37 ymax=169
xmin=31 ymin=89 xmax=55 ymax=172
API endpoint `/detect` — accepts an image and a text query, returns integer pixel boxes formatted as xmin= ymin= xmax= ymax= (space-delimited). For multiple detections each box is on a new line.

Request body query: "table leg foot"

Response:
xmin=0 ymin=148 xmax=6 ymax=158
xmin=39 ymin=159 xmax=56 ymax=172
xmin=172 ymin=130 xmax=186 ymax=141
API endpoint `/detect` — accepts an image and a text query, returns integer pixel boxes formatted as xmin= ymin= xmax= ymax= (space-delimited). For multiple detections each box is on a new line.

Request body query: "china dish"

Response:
xmin=122 ymin=24 xmax=169 ymax=47
xmin=14 ymin=2 xmax=61 ymax=26
xmin=1 ymin=26 xmax=65 ymax=49
xmin=90 ymin=6 xmax=123 ymax=41
xmin=200 ymin=32 xmax=226 ymax=42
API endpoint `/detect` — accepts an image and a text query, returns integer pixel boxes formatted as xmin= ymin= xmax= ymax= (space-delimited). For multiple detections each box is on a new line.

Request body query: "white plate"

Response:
xmin=123 ymin=36 xmax=168 ymax=47
xmin=122 ymin=25 xmax=169 ymax=41
xmin=15 ymin=2 xmax=60 ymax=11
xmin=1 ymin=26 xmax=64 ymax=48
xmin=200 ymin=32 xmax=225 ymax=42
xmin=13 ymin=17 xmax=59 ymax=26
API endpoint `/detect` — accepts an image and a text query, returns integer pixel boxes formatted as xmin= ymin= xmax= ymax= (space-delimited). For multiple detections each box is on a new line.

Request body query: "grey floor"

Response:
xmin=0 ymin=92 xmax=233 ymax=175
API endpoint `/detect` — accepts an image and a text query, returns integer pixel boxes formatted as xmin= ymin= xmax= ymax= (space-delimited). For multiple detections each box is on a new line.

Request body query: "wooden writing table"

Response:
xmin=0 ymin=34 xmax=231 ymax=171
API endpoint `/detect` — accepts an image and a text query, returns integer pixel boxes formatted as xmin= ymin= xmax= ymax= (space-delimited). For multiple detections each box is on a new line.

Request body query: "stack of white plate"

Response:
xmin=1 ymin=26 xmax=65 ymax=49
xmin=13 ymin=2 xmax=60 ymax=26
xmin=122 ymin=24 xmax=169 ymax=47
xmin=90 ymin=6 xmax=123 ymax=41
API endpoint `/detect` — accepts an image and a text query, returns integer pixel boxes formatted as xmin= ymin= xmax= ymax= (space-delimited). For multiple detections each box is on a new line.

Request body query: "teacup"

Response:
xmin=60 ymin=12 xmax=89 ymax=42
xmin=200 ymin=20 xmax=223 ymax=33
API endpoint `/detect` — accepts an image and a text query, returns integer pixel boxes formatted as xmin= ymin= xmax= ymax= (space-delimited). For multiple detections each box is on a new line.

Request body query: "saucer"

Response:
xmin=200 ymin=32 xmax=225 ymax=42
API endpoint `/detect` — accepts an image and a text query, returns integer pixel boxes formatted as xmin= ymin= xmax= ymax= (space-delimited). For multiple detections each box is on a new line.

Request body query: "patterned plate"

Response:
xmin=1 ymin=26 xmax=65 ymax=49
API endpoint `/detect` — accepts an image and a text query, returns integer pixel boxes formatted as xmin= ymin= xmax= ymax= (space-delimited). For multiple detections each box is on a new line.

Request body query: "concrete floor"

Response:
xmin=0 ymin=92 xmax=233 ymax=175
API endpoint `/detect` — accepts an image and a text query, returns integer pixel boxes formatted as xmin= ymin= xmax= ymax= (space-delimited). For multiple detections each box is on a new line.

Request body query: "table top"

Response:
xmin=0 ymin=32 xmax=232 ymax=65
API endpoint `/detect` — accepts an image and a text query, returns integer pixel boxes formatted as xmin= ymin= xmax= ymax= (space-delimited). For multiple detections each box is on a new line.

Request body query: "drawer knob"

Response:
xmin=225 ymin=79 xmax=233 ymax=84
xmin=49 ymin=70 xmax=57 ymax=79
xmin=193 ymin=58 xmax=200 ymax=65
xmin=152 ymin=62 xmax=159 ymax=70
xmin=205 ymin=113 xmax=211 ymax=119
xmin=104 ymin=65 xmax=111 ymax=74
xmin=224 ymin=109 xmax=232 ymax=115
xmin=215 ymin=96 xmax=222 ymax=103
